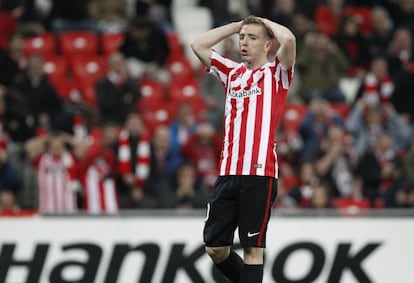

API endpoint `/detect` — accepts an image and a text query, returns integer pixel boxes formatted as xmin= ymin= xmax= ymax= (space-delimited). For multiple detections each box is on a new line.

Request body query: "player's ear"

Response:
xmin=265 ymin=40 xmax=272 ymax=52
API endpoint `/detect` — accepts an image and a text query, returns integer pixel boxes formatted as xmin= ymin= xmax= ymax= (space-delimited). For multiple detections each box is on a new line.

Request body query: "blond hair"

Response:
xmin=242 ymin=15 xmax=274 ymax=39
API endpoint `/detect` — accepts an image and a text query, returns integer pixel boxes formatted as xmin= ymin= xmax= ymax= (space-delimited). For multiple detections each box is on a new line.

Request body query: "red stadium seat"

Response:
xmin=50 ymin=77 xmax=81 ymax=102
xmin=168 ymin=79 xmax=207 ymax=121
xmin=168 ymin=79 xmax=201 ymax=103
xmin=142 ymin=105 xmax=174 ymax=135
xmin=43 ymin=56 xmax=69 ymax=82
xmin=167 ymin=56 xmax=194 ymax=82
xmin=71 ymin=56 xmax=107 ymax=86
xmin=24 ymin=32 xmax=56 ymax=57
xmin=166 ymin=32 xmax=184 ymax=63
xmin=332 ymin=198 xmax=371 ymax=210
xmin=100 ymin=32 xmax=125 ymax=56
xmin=137 ymin=79 xmax=166 ymax=111
xmin=281 ymin=104 xmax=308 ymax=132
xmin=59 ymin=31 xmax=98 ymax=57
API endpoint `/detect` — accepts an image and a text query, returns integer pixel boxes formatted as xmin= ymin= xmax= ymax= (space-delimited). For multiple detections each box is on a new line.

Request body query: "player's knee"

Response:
xmin=205 ymin=246 xmax=230 ymax=263
xmin=243 ymin=247 xmax=264 ymax=264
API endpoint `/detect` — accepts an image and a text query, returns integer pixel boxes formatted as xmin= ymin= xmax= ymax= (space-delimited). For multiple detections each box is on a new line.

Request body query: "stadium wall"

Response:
xmin=0 ymin=214 xmax=413 ymax=283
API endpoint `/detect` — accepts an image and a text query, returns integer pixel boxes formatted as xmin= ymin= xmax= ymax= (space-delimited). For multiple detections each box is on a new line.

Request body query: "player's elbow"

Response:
xmin=284 ymin=33 xmax=296 ymax=50
xmin=190 ymin=39 xmax=203 ymax=55
xmin=190 ymin=40 xmax=211 ymax=67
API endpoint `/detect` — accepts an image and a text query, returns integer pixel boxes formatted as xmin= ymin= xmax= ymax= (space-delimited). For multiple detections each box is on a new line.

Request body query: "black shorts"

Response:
xmin=203 ymin=175 xmax=278 ymax=248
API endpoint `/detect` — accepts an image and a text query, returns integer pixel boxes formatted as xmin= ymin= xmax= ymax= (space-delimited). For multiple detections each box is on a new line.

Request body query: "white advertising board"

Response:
xmin=0 ymin=216 xmax=413 ymax=283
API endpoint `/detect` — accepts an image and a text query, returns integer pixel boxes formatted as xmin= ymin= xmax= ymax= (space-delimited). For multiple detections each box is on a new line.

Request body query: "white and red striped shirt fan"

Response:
xmin=35 ymin=152 xmax=79 ymax=214
xmin=83 ymin=156 xmax=118 ymax=214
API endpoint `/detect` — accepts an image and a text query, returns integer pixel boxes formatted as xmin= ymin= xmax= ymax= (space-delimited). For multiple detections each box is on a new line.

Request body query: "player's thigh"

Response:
xmin=204 ymin=176 xmax=239 ymax=246
xmin=238 ymin=176 xmax=278 ymax=248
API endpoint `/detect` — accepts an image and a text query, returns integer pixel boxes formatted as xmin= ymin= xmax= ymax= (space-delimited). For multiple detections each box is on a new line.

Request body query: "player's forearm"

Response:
xmin=191 ymin=21 xmax=241 ymax=67
xmin=262 ymin=18 xmax=296 ymax=67
xmin=192 ymin=21 xmax=241 ymax=51
xmin=262 ymin=19 xmax=295 ymax=48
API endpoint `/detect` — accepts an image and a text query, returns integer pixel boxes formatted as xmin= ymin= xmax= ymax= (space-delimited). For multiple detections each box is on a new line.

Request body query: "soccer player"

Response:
xmin=191 ymin=16 xmax=296 ymax=282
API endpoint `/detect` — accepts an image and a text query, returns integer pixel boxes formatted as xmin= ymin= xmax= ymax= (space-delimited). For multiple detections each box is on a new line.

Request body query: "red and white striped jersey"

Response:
xmin=210 ymin=50 xmax=294 ymax=178
xmin=35 ymin=152 xmax=79 ymax=214
xmin=83 ymin=156 xmax=118 ymax=214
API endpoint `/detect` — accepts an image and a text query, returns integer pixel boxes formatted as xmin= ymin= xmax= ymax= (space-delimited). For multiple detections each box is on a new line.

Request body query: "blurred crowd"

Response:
xmin=0 ymin=0 xmax=413 ymax=215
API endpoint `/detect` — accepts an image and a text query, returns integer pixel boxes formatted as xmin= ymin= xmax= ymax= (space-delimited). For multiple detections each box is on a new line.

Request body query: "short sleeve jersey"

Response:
xmin=209 ymin=50 xmax=294 ymax=178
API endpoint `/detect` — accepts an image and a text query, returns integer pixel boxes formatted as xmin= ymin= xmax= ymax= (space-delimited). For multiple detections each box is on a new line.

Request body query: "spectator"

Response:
xmin=381 ymin=0 xmax=414 ymax=35
xmin=346 ymin=99 xmax=412 ymax=157
xmin=46 ymin=0 xmax=97 ymax=33
xmin=274 ymin=174 xmax=301 ymax=209
xmin=290 ymin=11 xmax=314 ymax=57
xmin=88 ymin=0 xmax=128 ymax=33
xmin=384 ymin=180 xmax=414 ymax=208
xmin=299 ymin=98 xmax=345 ymax=161
xmin=120 ymin=17 xmax=171 ymax=84
xmin=7 ymin=54 xmax=64 ymax=139
xmin=293 ymin=162 xmax=320 ymax=207
xmin=387 ymin=27 xmax=412 ymax=78
xmin=0 ymin=137 xmax=20 ymax=197
xmin=168 ymin=102 xmax=199 ymax=173
xmin=81 ymin=123 xmax=119 ymax=214
xmin=307 ymin=182 xmax=333 ymax=209
xmin=200 ymin=0 xmax=232 ymax=27
xmin=403 ymin=137 xmax=414 ymax=181
xmin=293 ymin=1 xmax=318 ymax=20
xmin=145 ymin=125 xmax=175 ymax=205
xmin=0 ymin=33 xmax=26 ymax=93
xmin=381 ymin=152 xmax=410 ymax=207
xmin=276 ymin=122 xmax=303 ymax=168
xmin=366 ymin=6 xmax=394 ymax=59
xmin=313 ymin=124 xmax=357 ymax=198
xmin=13 ymin=0 xmax=46 ymax=36
xmin=333 ymin=15 xmax=371 ymax=76
xmin=158 ymin=161 xmax=209 ymax=209
xmin=353 ymin=56 xmax=394 ymax=106
xmin=0 ymin=0 xmax=23 ymax=50
xmin=135 ymin=0 xmax=174 ymax=32
xmin=25 ymin=132 xmax=81 ymax=214
xmin=286 ymin=11 xmax=314 ymax=102
xmin=356 ymin=133 xmax=401 ymax=205
xmin=391 ymin=55 xmax=414 ymax=129
xmin=116 ymin=112 xmax=153 ymax=208
xmin=0 ymin=89 xmax=34 ymax=143
xmin=199 ymin=72 xmax=226 ymax=131
xmin=181 ymin=121 xmax=222 ymax=189
xmin=268 ymin=0 xmax=296 ymax=28
xmin=96 ymin=52 xmax=141 ymax=125
xmin=296 ymin=30 xmax=349 ymax=103
xmin=0 ymin=189 xmax=20 ymax=214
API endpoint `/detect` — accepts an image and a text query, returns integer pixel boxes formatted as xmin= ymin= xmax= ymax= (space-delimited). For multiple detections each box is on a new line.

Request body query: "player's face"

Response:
xmin=239 ymin=24 xmax=270 ymax=67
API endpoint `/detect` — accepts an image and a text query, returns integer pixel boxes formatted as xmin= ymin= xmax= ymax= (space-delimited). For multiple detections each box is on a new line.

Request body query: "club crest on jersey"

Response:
xmin=229 ymin=87 xmax=262 ymax=98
